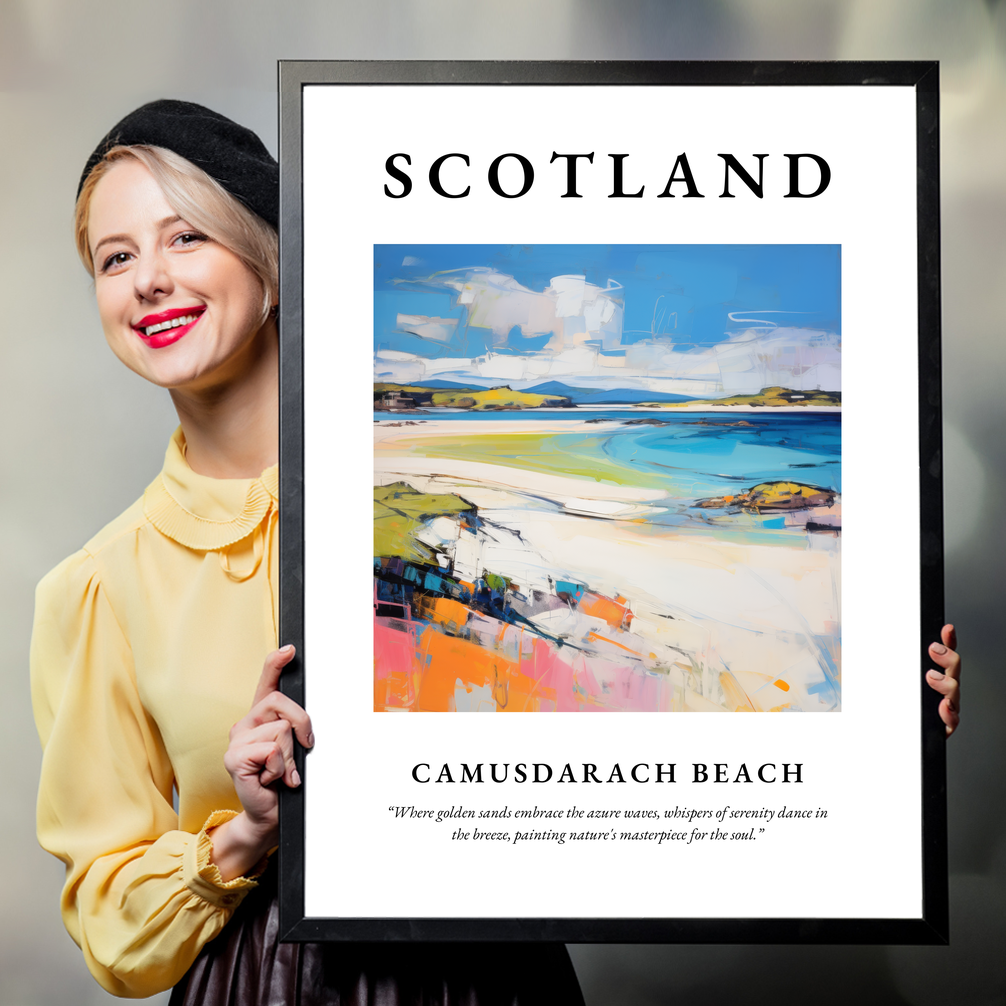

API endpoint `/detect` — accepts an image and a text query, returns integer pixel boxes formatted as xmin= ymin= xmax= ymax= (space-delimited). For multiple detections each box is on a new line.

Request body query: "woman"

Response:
xmin=31 ymin=100 xmax=586 ymax=1003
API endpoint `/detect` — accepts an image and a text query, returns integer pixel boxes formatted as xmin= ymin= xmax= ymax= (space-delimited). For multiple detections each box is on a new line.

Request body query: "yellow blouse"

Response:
xmin=31 ymin=428 xmax=279 ymax=998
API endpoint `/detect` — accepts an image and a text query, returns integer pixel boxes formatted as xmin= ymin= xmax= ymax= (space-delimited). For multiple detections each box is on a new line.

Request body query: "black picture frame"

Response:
xmin=277 ymin=60 xmax=945 ymax=944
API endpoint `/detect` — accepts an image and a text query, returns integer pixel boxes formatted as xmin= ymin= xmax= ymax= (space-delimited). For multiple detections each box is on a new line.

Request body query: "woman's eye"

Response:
xmin=173 ymin=231 xmax=208 ymax=248
xmin=101 ymin=251 xmax=132 ymax=273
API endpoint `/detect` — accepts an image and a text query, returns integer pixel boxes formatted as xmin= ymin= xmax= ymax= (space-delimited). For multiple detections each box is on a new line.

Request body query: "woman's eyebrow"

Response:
xmin=92 ymin=216 xmax=185 ymax=257
xmin=92 ymin=232 xmax=133 ymax=256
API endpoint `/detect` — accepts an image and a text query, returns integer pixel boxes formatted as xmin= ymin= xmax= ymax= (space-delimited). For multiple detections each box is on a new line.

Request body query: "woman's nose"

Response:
xmin=133 ymin=249 xmax=173 ymax=302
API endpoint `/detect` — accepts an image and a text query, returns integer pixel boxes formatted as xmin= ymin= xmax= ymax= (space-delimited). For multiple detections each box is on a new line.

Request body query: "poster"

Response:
xmin=278 ymin=62 xmax=945 ymax=942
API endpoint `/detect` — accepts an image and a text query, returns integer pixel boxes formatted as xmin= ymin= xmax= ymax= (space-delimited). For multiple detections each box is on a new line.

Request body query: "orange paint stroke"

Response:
xmin=375 ymin=603 xmax=677 ymax=713
xmin=578 ymin=591 xmax=633 ymax=629
xmin=586 ymin=630 xmax=642 ymax=656
xmin=415 ymin=595 xmax=470 ymax=634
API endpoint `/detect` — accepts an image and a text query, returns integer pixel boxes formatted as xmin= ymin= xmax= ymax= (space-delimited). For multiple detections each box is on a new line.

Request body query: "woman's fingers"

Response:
xmin=930 ymin=635 xmax=960 ymax=672
xmin=927 ymin=623 xmax=961 ymax=737
xmin=241 ymin=644 xmax=314 ymax=749
xmin=218 ymin=647 xmax=309 ymax=846
xmin=928 ymin=638 xmax=961 ymax=683
xmin=224 ymin=738 xmax=287 ymax=787
xmin=252 ymin=644 xmax=296 ymax=707
xmin=259 ymin=742 xmax=289 ymax=787
xmin=926 ymin=667 xmax=959 ymax=703
xmin=255 ymin=691 xmax=313 ymax=749
xmin=232 ymin=689 xmax=314 ymax=750
xmin=224 ymin=645 xmax=311 ymax=804
xmin=940 ymin=697 xmax=960 ymax=736
xmin=924 ymin=678 xmax=960 ymax=736
xmin=941 ymin=623 xmax=957 ymax=652
xmin=230 ymin=719 xmax=302 ymax=788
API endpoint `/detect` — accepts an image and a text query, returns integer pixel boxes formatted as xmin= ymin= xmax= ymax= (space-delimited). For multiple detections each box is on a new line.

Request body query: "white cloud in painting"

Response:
xmin=396 ymin=314 xmax=458 ymax=343
xmin=382 ymin=268 xmax=840 ymax=398
xmin=374 ymin=349 xmax=433 ymax=384
xmin=712 ymin=326 xmax=841 ymax=395
xmin=374 ymin=329 xmax=839 ymax=397
xmin=414 ymin=268 xmax=624 ymax=350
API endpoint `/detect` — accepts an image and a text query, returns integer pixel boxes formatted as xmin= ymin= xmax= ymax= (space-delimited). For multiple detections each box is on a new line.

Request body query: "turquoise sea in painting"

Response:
xmin=375 ymin=409 xmax=841 ymax=492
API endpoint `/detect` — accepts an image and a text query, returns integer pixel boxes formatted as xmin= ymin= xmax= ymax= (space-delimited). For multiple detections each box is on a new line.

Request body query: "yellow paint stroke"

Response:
xmin=719 ymin=672 xmax=757 ymax=712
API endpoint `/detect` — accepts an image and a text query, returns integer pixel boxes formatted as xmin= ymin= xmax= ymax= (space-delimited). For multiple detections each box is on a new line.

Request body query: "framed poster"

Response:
xmin=277 ymin=61 xmax=946 ymax=943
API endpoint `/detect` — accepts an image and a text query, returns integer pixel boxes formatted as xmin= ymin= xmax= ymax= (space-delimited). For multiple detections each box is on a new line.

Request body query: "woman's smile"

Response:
xmin=133 ymin=306 xmax=207 ymax=348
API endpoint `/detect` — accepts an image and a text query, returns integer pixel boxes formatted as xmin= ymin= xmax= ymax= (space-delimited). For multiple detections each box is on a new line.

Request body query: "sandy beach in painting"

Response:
xmin=374 ymin=416 xmax=841 ymax=714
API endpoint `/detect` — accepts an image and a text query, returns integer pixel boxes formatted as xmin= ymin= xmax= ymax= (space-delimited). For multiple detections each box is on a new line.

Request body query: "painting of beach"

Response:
xmin=373 ymin=245 xmax=841 ymax=713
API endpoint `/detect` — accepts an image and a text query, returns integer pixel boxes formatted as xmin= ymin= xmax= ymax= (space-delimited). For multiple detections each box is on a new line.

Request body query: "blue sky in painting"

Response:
xmin=373 ymin=244 xmax=841 ymax=397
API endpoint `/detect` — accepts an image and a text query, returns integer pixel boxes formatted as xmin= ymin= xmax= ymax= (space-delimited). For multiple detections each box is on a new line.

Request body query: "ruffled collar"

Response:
xmin=143 ymin=428 xmax=278 ymax=551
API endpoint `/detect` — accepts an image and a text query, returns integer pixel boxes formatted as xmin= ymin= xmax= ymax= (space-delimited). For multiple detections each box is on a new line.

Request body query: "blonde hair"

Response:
xmin=75 ymin=145 xmax=278 ymax=322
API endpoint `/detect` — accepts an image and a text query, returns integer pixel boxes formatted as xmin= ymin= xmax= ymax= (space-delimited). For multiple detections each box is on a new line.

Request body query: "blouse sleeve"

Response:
xmin=31 ymin=549 xmax=262 ymax=998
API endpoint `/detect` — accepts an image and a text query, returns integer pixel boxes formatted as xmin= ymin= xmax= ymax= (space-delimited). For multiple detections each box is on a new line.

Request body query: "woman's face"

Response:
xmin=87 ymin=158 xmax=269 ymax=392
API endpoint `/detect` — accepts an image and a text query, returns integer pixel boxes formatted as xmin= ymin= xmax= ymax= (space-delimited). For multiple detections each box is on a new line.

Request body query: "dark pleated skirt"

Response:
xmin=169 ymin=869 xmax=585 ymax=1006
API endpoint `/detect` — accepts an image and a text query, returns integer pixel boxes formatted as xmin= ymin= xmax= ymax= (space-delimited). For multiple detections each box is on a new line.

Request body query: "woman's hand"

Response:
xmin=926 ymin=624 xmax=961 ymax=738
xmin=209 ymin=645 xmax=314 ymax=881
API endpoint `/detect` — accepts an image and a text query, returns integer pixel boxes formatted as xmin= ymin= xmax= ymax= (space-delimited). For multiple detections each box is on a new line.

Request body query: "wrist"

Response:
xmin=208 ymin=812 xmax=275 ymax=882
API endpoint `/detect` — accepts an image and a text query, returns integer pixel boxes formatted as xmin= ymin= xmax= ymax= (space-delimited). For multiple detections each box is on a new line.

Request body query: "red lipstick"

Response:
xmin=132 ymin=306 xmax=205 ymax=349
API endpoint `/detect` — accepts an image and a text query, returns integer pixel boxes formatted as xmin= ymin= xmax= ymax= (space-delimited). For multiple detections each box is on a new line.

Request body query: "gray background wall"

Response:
xmin=1 ymin=2 xmax=1003 ymax=1003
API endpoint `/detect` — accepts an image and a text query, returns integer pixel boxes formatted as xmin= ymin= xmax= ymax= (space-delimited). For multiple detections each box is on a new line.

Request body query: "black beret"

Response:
xmin=77 ymin=99 xmax=278 ymax=228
